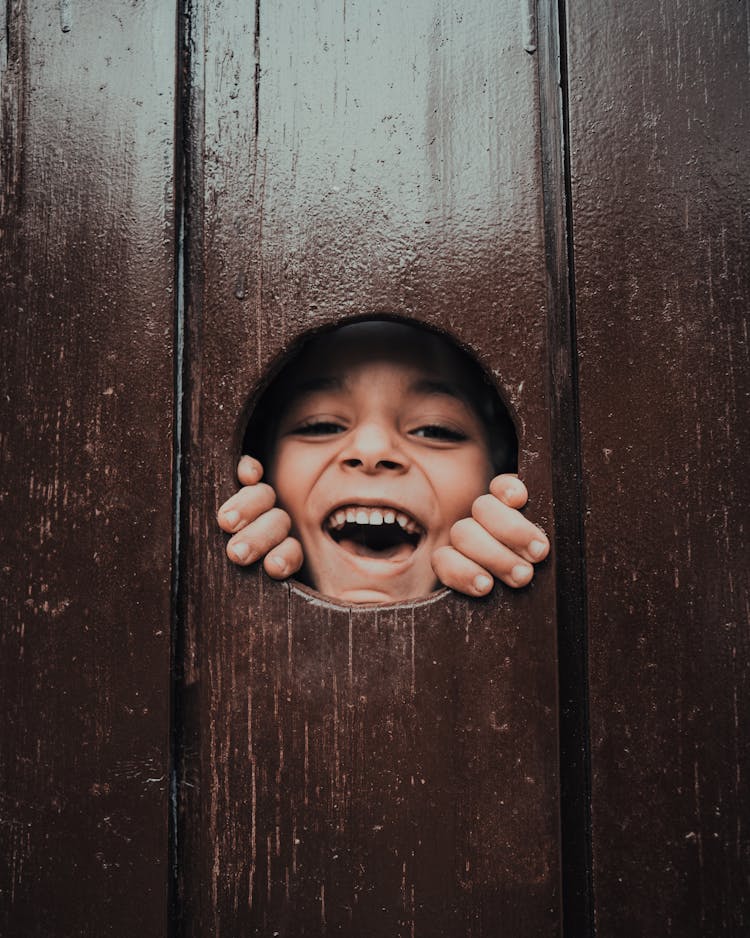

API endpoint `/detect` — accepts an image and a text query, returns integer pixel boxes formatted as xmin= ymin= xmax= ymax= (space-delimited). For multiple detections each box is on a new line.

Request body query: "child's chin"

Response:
xmin=331 ymin=587 xmax=412 ymax=605
xmin=307 ymin=544 xmax=439 ymax=605
xmin=316 ymin=573 xmax=440 ymax=606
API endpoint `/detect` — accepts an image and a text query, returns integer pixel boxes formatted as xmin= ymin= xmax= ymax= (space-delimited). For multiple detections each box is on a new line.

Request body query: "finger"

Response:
xmin=489 ymin=473 xmax=528 ymax=508
xmin=263 ymin=537 xmax=304 ymax=579
xmin=217 ymin=482 xmax=276 ymax=533
xmin=450 ymin=517 xmax=535 ymax=588
xmin=432 ymin=545 xmax=495 ymax=598
xmin=226 ymin=507 xmax=291 ymax=565
xmin=237 ymin=454 xmax=264 ymax=485
xmin=471 ymin=493 xmax=549 ymax=564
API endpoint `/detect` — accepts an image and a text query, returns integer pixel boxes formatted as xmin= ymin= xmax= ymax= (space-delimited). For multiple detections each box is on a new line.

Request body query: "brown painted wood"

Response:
xmin=565 ymin=2 xmax=749 ymax=934
xmin=178 ymin=0 xmax=563 ymax=934
xmin=535 ymin=2 xmax=595 ymax=932
xmin=0 ymin=3 xmax=175 ymax=935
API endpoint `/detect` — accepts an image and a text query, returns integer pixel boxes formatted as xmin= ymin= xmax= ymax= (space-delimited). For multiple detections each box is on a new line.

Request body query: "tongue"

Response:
xmin=337 ymin=537 xmax=415 ymax=561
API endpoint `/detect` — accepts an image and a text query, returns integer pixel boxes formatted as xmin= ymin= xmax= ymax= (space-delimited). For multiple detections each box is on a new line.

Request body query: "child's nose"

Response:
xmin=340 ymin=422 xmax=408 ymax=473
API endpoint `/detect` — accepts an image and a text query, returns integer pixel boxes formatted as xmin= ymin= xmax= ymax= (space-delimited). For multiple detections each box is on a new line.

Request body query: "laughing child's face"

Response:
xmin=267 ymin=323 xmax=495 ymax=604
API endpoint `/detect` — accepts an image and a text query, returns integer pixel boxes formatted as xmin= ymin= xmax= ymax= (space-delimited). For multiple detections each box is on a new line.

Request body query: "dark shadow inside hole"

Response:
xmin=241 ymin=317 xmax=518 ymax=604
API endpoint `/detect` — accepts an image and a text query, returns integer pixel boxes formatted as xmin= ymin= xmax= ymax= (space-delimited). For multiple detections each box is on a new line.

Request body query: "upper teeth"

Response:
xmin=327 ymin=506 xmax=421 ymax=534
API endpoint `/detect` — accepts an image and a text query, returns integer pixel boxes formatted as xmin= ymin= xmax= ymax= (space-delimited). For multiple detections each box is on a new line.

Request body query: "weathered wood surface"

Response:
xmin=566 ymin=2 xmax=750 ymax=934
xmin=0 ymin=3 xmax=175 ymax=935
xmin=178 ymin=0 xmax=562 ymax=934
xmin=5 ymin=3 xmax=743 ymax=933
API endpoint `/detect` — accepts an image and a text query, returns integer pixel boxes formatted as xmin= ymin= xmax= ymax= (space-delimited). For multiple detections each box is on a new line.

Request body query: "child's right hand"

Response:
xmin=216 ymin=455 xmax=304 ymax=580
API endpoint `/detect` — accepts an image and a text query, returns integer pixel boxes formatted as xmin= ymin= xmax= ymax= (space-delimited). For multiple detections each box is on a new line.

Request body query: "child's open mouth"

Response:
xmin=324 ymin=505 xmax=424 ymax=561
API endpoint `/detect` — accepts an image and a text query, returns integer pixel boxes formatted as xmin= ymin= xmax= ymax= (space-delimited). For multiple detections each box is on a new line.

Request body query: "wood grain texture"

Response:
xmin=565 ymin=2 xmax=749 ymax=934
xmin=178 ymin=0 xmax=562 ymax=933
xmin=0 ymin=3 xmax=175 ymax=934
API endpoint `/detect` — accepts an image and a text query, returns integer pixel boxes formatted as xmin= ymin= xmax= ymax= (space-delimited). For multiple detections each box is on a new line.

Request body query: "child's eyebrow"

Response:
xmin=275 ymin=377 xmax=343 ymax=424
xmin=289 ymin=376 xmax=343 ymax=397
xmin=411 ymin=378 xmax=466 ymax=401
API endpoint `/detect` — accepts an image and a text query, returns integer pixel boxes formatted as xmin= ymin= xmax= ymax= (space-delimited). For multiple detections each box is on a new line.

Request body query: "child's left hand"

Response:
xmin=217 ymin=456 xmax=305 ymax=579
xmin=431 ymin=474 xmax=549 ymax=597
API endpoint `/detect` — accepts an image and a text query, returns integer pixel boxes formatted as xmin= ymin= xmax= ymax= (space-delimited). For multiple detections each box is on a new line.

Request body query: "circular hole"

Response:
xmin=241 ymin=317 xmax=518 ymax=606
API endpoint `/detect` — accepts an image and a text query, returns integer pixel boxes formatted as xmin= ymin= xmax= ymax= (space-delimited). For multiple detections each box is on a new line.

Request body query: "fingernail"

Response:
xmin=269 ymin=555 xmax=286 ymax=572
xmin=512 ymin=564 xmax=532 ymax=585
xmin=231 ymin=542 xmax=250 ymax=561
xmin=474 ymin=575 xmax=492 ymax=594
xmin=239 ymin=455 xmax=259 ymax=479
xmin=529 ymin=539 xmax=547 ymax=559
xmin=223 ymin=509 xmax=240 ymax=527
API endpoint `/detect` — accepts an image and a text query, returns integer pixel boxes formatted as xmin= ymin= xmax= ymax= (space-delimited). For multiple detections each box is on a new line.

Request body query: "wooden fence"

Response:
xmin=1 ymin=1 xmax=747 ymax=935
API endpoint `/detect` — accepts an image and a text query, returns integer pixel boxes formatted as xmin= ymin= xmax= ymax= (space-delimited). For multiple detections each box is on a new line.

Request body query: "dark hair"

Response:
xmin=243 ymin=320 xmax=517 ymax=474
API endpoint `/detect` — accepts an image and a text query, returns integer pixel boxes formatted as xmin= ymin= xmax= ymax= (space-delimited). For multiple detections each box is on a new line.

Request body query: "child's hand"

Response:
xmin=217 ymin=455 xmax=304 ymax=579
xmin=431 ymin=474 xmax=550 ymax=598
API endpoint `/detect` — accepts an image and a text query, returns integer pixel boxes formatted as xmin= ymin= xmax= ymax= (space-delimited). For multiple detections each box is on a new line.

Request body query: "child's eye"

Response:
xmin=294 ymin=420 xmax=346 ymax=436
xmin=410 ymin=424 xmax=468 ymax=442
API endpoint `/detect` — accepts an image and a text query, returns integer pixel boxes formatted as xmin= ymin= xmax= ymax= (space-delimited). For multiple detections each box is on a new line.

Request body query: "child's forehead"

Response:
xmin=290 ymin=357 xmax=458 ymax=397
xmin=288 ymin=322 xmax=476 ymax=394
xmin=284 ymin=374 xmax=473 ymax=423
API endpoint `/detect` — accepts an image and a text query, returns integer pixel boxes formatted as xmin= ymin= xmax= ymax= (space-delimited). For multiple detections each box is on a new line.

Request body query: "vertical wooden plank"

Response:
xmin=536 ymin=1 xmax=594 ymax=933
xmin=180 ymin=1 xmax=563 ymax=934
xmin=0 ymin=3 xmax=176 ymax=934
xmin=565 ymin=1 xmax=749 ymax=934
